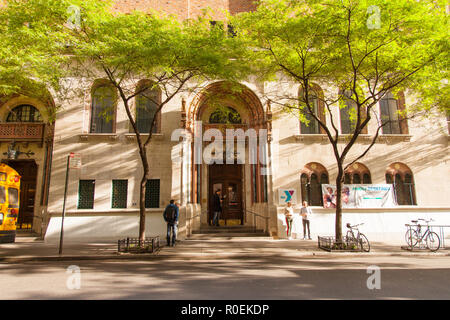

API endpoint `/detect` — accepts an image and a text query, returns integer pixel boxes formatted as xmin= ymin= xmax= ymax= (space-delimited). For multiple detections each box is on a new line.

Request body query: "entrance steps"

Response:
xmin=188 ymin=225 xmax=271 ymax=240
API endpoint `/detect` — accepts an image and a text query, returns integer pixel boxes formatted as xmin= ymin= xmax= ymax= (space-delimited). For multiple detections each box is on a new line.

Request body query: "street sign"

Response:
xmin=69 ymin=153 xmax=82 ymax=169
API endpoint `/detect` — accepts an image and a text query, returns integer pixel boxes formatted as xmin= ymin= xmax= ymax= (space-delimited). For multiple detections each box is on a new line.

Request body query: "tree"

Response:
xmin=0 ymin=0 xmax=68 ymax=104
xmin=234 ymin=0 xmax=449 ymax=243
xmin=6 ymin=0 xmax=250 ymax=243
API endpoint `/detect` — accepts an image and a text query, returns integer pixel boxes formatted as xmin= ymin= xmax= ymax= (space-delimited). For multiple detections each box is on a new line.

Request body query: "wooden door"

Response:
xmin=4 ymin=160 xmax=37 ymax=229
xmin=209 ymin=164 xmax=243 ymax=225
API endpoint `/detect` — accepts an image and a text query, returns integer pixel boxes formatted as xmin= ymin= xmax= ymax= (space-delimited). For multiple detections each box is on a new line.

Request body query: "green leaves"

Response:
xmin=234 ymin=0 xmax=448 ymax=116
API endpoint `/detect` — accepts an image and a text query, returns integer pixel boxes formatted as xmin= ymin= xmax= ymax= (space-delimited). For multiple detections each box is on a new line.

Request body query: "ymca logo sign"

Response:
xmin=278 ymin=189 xmax=297 ymax=204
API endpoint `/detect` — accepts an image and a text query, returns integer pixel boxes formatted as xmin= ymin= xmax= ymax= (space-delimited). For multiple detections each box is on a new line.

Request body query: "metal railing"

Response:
xmin=245 ymin=209 xmax=270 ymax=234
xmin=0 ymin=123 xmax=45 ymax=140
xmin=186 ymin=212 xmax=202 ymax=237
xmin=404 ymin=220 xmax=450 ymax=251
xmin=117 ymin=236 xmax=160 ymax=253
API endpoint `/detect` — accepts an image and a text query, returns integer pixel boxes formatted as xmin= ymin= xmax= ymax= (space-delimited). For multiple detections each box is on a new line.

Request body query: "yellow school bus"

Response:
xmin=0 ymin=163 xmax=20 ymax=243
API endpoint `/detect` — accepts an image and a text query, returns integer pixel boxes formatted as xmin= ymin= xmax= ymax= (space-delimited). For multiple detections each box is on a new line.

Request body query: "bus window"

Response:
xmin=8 ymin=188 xmax=19 ymax=208
xmin=0 ymin=186 xmax=5 ymax=204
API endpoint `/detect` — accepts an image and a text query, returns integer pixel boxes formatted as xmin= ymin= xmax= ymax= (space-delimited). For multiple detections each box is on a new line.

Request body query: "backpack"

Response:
xmin=164 ymin=205 xmax=176 ymax=223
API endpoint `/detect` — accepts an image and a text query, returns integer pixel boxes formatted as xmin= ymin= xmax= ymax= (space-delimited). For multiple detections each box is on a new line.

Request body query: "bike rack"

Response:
xmin=402 ymin=223 xmax=449 ymax=251
xmin=434 ymin=225 xmax=450 ymax=249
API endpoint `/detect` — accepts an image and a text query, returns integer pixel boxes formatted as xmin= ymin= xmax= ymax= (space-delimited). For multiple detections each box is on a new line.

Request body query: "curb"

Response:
xmin=0 ymin=252 xmax=166 ymax=263
xmin=1 ymin=249 xmax=448 ymax=263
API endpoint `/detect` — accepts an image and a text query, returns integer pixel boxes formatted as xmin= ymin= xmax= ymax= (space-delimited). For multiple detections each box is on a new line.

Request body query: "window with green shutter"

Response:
xmin=145 ymin=179 xmax=160 ymax=208
xmin=112 ymin=180 xmax=128 ymax=208
xmin=78 ymin=180 xmax=95 ymax=209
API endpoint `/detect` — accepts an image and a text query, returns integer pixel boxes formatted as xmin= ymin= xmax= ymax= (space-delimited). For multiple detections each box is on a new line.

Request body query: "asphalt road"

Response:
xmin=1 ymin=255 xmax=449 ymax=300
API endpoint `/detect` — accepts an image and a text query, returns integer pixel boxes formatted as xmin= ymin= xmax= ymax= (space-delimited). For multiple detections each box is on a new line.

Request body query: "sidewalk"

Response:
xmin=0 ymin=235 xmax=448 ymax=263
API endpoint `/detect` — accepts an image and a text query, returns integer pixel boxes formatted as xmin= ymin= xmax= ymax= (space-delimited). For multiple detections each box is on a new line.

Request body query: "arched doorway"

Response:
xmin=188 ymin=81 xmax=267 ymax=226
xmin=3 ymin=160 xmax=38 ymax=229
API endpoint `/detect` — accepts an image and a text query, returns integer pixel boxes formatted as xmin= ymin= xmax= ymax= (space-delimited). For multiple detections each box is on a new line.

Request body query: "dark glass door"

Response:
xmin=208 ymin=164 xmax=243 ymax=225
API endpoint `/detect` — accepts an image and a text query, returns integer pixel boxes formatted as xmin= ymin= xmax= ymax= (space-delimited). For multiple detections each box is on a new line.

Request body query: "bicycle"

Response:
xmin=405 ymin=218 xmax=440 ymax=252
xmin=346 ymin=223 xmax=370 ymax=252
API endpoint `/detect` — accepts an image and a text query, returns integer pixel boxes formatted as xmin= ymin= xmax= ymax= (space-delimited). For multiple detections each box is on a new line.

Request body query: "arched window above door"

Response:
xmin=6 ymin=105 xmax=42 ymax=123
xmin=209 ymin=106 xmax=242 ymax=124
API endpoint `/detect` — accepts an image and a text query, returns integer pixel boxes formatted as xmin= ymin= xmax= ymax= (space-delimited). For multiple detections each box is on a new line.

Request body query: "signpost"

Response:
xmin=59 ymin=153 xmax=81 ymax=255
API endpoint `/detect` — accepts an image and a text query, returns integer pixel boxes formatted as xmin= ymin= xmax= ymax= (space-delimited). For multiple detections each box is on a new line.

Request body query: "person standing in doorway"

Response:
xmin=300 ymin=201 xmax=312 ymax=240
xmin=212 ymin=189 xmax=222 ymax=227
xmin=163 ymin=199 xmax=179 ymax=246
xmin=284 ymin=201 xmax=294 ymax=240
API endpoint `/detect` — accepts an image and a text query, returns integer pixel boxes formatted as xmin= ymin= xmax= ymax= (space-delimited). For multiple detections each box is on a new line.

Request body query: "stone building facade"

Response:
xmin=2 ymin=0 xmax=448 ymax=243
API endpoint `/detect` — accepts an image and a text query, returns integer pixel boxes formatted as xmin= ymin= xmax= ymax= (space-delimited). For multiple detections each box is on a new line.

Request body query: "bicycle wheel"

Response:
xmin=359 ymin=233 xmax=370 ymax=252
xmin=425 ymin=231 xmax=440 ymax=252
xmin=346 ymin=231 xmax=355 ymax=248
xmin=405 ymin=229 xmax=418 ymax=248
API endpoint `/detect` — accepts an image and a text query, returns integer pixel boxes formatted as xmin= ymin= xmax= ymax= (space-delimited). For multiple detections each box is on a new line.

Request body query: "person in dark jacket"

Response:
xmin=163 ymin=199 xmax=179 ymax=246
xmin=212 ymin=189 xmax=222 ymax=226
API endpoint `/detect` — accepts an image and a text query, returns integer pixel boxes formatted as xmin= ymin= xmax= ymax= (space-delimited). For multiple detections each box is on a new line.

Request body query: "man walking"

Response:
xmin=212 ymin=189 xmax=222 ymax=227
xmin=300 ymin=201 xmax=312 ymax=240
xmin=163 ymin=199 xmax=179 ymax=246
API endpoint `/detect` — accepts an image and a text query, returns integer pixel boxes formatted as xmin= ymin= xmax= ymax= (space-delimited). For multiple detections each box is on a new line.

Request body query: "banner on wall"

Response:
xmin=278 ymin=189 xmax=298 ymax=205
xmin=321 ymin=184 xmax=396 ymax=208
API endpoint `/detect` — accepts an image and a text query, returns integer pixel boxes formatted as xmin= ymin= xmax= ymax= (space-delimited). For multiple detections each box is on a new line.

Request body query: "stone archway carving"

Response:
xmin=187 ymin=81 xmax=266 ymax=131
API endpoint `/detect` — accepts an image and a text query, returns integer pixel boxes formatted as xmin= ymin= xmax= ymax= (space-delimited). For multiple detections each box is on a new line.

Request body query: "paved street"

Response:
xmin=1 ymin=239 xmax=449 ymax=300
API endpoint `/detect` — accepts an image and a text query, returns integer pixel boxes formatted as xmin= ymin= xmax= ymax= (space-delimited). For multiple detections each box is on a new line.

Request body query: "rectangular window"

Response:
xmin=112 ymin=180 xmax=128 ymax=209
xmin=136 ymin=89 xmax=159 ymax=134
xmin=380 ymin=97 xmax=401 ymax=134
xmin=145 ymin=179 xmax=160 ymax=208
xmin=252 ymin=164 xmax=257 ymax=203
xmin=8 ymin=188 xmax=19 ymax=208
xmin=262 ymin=168 xmax=268 ymax=203
xmin=0 ymin=186 xmax=6 ymax=204
xmin=196 ymin=164 xmax=201 ymax=204
xmin=300 ymin=97 xmax=320 ymax=134
xmin=340 ymin=91 xmax=357 ymax=134
xmin=90 ymin=86 xmax=114 ymax=133
xmin=78 ymin=180 xmax=95 ymax=209
xmin=340 ymin=105 xmax=354 ymax=134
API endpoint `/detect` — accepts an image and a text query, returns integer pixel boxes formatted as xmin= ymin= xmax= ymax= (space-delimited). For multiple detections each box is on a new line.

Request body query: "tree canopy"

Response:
xmin=233 ymin=0 xmax=449 ymax=241
xmin=0 ymin=0 xmax=71 ymax=101
xmin=234 ymin=0 xmax=448 ymax=114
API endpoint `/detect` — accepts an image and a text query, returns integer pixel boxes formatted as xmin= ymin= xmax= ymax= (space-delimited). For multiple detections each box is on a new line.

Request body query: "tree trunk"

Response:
xmin=139 ymin=174 xmax=147 ymax=245
xmin=335 ymin=165 xmax=344 ymax=244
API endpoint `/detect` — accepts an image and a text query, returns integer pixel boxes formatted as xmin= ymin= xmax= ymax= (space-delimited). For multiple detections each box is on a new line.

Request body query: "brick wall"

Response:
xmin=111 ymin=0 xmax=257 ymax=18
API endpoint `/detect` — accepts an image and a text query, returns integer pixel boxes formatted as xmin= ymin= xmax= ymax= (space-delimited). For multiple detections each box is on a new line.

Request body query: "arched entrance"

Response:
xmin=187 ymin=81 xmax=267 ymax=226
xmin=3 ymin=160 xmax=38 ymax=229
